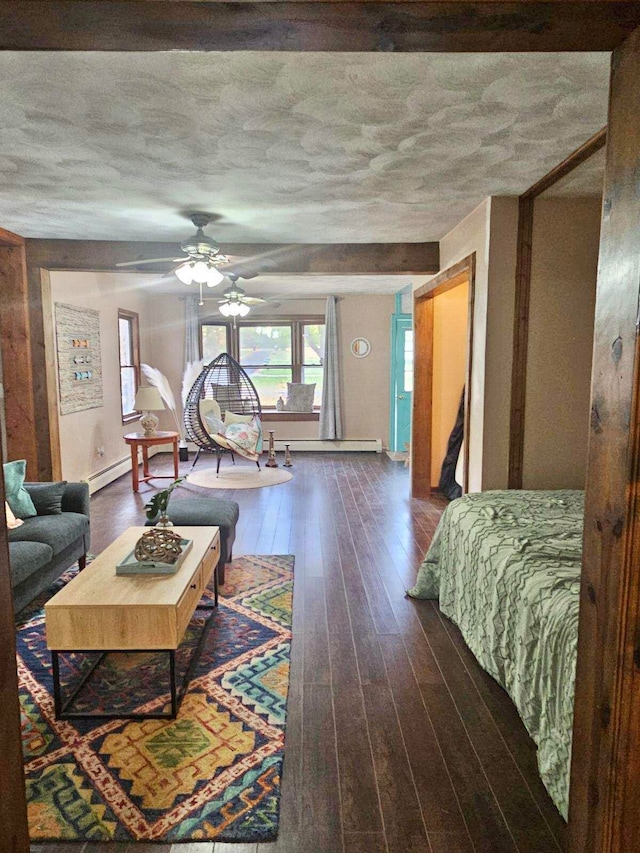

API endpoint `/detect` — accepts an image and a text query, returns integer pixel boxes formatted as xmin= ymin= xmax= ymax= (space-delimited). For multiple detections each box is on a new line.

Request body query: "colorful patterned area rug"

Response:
xmin=17 ymin=554 xmax=294 ymax=842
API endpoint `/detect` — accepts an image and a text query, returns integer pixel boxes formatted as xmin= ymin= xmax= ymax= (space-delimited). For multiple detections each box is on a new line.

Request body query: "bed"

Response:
xmin=408 ymin=489 xmax=584 ymax=819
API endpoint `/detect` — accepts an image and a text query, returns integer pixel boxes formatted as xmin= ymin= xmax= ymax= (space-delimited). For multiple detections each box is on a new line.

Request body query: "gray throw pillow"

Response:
xmin=285 ymin=383 xmax=316 ymax=412
xmin=26 ymin=481 xmax=68 ymax=515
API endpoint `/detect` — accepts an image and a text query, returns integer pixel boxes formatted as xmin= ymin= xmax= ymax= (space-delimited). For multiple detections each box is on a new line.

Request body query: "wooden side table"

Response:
xmin=123 ymin=431 xmax=180 ymax=492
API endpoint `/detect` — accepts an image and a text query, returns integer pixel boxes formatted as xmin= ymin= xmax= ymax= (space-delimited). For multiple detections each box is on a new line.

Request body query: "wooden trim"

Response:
xmin=521 ymin=128 xmax=607 ymax=202
xmin=0 ymin=446 xmax=30 ymax=851
xmin=463 ymin=254 xmax=476 ymax=495
xmin=118 ymin=308 xmax=141 ymax=423
xmin=508 ymin=128 xmax=607 ymax=489
xmin=412 ymin=296 xmax=434 ymax=499
xmin=569 ymin=29 xmax=640 ymax=853
xmin=0 ymin=226 xmax=24 ymax=247
xmin=39 ymin=270 xmax=62 ymax=480
xmin=262 ymin=411 xmax=320 ymax=422
xmin=0 ymin=2 xmax=639 ymax=52
xmin=507 ymin=194 xmax=535 ymax=490
xmin=412 ymin=253 xmax=475 ymax=499
xmin=413 ymin=256 xmax=473 ymax=300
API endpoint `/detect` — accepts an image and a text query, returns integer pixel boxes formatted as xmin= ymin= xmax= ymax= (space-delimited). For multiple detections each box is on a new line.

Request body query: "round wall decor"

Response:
xmin=350 ymin=337 xmax=371 ymax=358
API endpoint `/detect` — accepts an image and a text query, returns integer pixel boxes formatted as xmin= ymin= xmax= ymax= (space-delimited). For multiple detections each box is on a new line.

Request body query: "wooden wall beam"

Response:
xmin=0 ymin=235 xmax=39 ymax=479
xmin=0 ymin=2 xmax=639 ymax=52
xmin=25 ymin=239 xmax=439 ymax=277
xmin=569 ymin=27 xmax=640 ymax=853
xmin=0 ymin=454 xmax=29 ymax=852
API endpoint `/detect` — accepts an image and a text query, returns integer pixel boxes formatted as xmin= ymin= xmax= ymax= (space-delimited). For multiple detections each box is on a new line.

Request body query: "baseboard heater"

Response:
xmin=272 ymin=439 xmax=382 ymax=453
xmin=85 ymin=447 xmax=160 ymax=495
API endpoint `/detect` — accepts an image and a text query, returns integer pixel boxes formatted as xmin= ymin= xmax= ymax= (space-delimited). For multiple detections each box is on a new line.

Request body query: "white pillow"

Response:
xmin=203 ymin=411 xmax=225 ymax=436
xmin=5 ymin=501 xmax=23 ymax=529
xmin=225 ymin=410 xmax=253 ymax=426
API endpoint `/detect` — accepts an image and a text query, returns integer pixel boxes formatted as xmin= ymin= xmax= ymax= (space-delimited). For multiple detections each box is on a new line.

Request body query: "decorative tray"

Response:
xmin=115 ymin=538 xmax=193 ymax=576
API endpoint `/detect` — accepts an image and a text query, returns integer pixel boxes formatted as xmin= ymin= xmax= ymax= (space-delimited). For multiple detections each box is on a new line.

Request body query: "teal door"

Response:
xmin=389 ymin=315 xmax=413 ymax=453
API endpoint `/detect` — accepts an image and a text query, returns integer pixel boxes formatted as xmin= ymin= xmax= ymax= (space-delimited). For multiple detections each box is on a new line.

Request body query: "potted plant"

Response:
xmin=144 ymin=478 xmax=184 ymax=528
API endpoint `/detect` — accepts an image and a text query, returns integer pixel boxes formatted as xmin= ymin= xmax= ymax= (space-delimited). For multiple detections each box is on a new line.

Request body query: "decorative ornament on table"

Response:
xmin=284 ymin=444 xmax=293 ymax=467
xmin=276 ymin=396 xmax=285 ymax=412
xmin=266 ymin=429 xmax=278 ymax=468
xmin=144 ymin=478 xmax=184 ymax=528
xmin=134 ymin=528 xmax=183 ymax=564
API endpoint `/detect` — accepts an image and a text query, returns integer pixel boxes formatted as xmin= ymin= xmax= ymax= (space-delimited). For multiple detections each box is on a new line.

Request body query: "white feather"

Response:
xmin=141 ymin=364 xmax=182 ymax=436
xmin=182 ymin=360 xmax=205 ymax=407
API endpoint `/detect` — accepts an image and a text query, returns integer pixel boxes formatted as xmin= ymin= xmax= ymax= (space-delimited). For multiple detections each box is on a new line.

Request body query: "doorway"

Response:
xmin=412 ymin=255 xmax=475 ymax=500
xmin=389 ymin=312 xmax=413 ymax=455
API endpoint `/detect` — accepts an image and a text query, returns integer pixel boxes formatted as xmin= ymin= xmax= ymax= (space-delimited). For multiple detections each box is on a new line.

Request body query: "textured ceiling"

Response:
xmin=0 ymin=52 xmax=609 ymax=243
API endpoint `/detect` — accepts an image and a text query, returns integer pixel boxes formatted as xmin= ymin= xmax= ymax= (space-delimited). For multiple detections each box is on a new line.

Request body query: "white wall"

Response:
xmin=522 ymin=196 xmax=600 ymax=489
xmin=49 ymin=271 xmax=153 ymax=482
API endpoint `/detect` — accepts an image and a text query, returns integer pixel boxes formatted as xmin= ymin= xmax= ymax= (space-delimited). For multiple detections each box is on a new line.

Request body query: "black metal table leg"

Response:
xmin=51 ymin=651 xmax=62 ymax=718
xmin=169 ymin=650 xmax=178 ymax=718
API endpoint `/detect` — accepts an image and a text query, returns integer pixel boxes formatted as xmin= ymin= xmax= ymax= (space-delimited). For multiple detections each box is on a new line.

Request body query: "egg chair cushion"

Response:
xmin=214 ymin=416 xmax=262 ymax=462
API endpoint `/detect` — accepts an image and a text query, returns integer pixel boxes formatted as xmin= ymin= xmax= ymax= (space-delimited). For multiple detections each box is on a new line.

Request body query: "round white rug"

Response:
xmin=187 ymin=466 xmax=293 ymax=490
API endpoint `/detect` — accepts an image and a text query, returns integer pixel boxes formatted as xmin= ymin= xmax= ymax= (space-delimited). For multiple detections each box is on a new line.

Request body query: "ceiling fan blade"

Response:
xmin=242 ymin=296 xmax=268 ymax=304
xmin=116 ymin=256 xmax=184 ymax=268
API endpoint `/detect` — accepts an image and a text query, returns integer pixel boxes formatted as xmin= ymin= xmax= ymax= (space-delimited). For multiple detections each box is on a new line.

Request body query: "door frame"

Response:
xmin=412 ymin=254 xmax=476 ymax=499
xmin=389 ymin=306 xmax=412 ymax=454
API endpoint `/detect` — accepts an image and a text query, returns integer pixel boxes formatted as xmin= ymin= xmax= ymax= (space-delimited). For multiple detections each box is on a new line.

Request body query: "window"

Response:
xmin=200 ymin=317 xmax=325 ymax=410
xmin=118 ymin=309 xmax=140 ymax=422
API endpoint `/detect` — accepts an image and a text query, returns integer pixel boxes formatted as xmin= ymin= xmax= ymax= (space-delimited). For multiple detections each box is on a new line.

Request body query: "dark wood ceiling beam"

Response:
xmin=24 ymin=240 xmax=440 ymax=276
xmin=0 ymin=2 xmax=639 ymax=52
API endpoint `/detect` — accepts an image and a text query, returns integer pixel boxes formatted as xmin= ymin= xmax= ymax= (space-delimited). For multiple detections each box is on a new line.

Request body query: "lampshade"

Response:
xmin=134 ymin=385 xmax=165 ymax=411
xmin=175 ymin=262 xmax=194 ymax=285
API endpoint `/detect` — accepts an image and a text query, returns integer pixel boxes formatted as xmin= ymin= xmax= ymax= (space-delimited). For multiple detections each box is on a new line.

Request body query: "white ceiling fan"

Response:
xmin=115 ymin=212 xmax=290 ymax=305
xmin=218 ymin=274 xmax=268 ymax=317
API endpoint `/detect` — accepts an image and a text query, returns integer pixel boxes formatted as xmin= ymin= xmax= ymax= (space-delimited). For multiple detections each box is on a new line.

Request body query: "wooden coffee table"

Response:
xmin=45 ymin=525 xmax=220 ymax=720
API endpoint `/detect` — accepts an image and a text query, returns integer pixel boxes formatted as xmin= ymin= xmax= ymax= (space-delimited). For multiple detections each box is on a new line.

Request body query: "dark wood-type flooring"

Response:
xmin=31 ymin=452 xmax=567 ymax=853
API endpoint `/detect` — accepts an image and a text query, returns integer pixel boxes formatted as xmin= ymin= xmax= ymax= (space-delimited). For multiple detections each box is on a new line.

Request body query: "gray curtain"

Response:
xmin=319 ymin=295 xmax=343 ymax=440
xmin=184 ymin=295 xmax=200 ymax=365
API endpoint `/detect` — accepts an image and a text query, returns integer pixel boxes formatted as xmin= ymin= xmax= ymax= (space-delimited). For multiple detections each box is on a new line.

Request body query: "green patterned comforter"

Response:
xmin=408 ymin=489 xmax=584 ymax=819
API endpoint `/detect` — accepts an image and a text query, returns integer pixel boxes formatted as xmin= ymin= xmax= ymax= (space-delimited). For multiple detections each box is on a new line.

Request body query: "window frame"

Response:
xmin=199 ymin=315 xmax=325 ymax=414
xmin=118 ymin=308 xmax=141 ymax=424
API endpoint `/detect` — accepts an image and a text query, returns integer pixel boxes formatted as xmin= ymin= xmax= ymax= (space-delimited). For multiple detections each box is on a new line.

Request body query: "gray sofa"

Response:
xmin=8 ymin=482 xmax=90 ymax=613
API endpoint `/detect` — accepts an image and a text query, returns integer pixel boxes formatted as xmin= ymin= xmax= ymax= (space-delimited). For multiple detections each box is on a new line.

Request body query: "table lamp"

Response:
xmin=134 ymin=386 xmax=165 ymax=436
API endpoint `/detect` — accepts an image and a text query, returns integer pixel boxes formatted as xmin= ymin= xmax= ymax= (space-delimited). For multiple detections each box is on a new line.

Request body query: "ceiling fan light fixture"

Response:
xmin=191 ymin=260 xmax=211 ymax=283
xmin=205 ymin=265 xmax=224 ymax=287
xmin=219 ymin=299 xmax=249 ymax=317
xmin=175 ymin=261 xmax=194 ymax=285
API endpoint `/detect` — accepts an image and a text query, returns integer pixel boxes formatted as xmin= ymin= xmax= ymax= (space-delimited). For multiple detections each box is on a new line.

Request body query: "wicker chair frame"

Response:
xmin=184 ymin=353 xmax=263 ymax=473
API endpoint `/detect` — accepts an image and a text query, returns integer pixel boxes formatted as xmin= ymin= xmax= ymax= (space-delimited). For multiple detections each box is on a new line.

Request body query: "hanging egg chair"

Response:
xmin=184 ymin=352 xmax=263 ymax=473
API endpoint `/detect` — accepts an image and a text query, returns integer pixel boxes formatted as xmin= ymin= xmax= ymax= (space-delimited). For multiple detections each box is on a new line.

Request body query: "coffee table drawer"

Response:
xmin=201 ymin=535 xmax=220 ymax=587
xmin=176 ymin=570 xmax=202 ymax=638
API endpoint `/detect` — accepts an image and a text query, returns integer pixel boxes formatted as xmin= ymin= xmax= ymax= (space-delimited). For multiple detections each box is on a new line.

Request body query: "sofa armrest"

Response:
xmin=61 ymin=482 xmax=90 ymax=518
